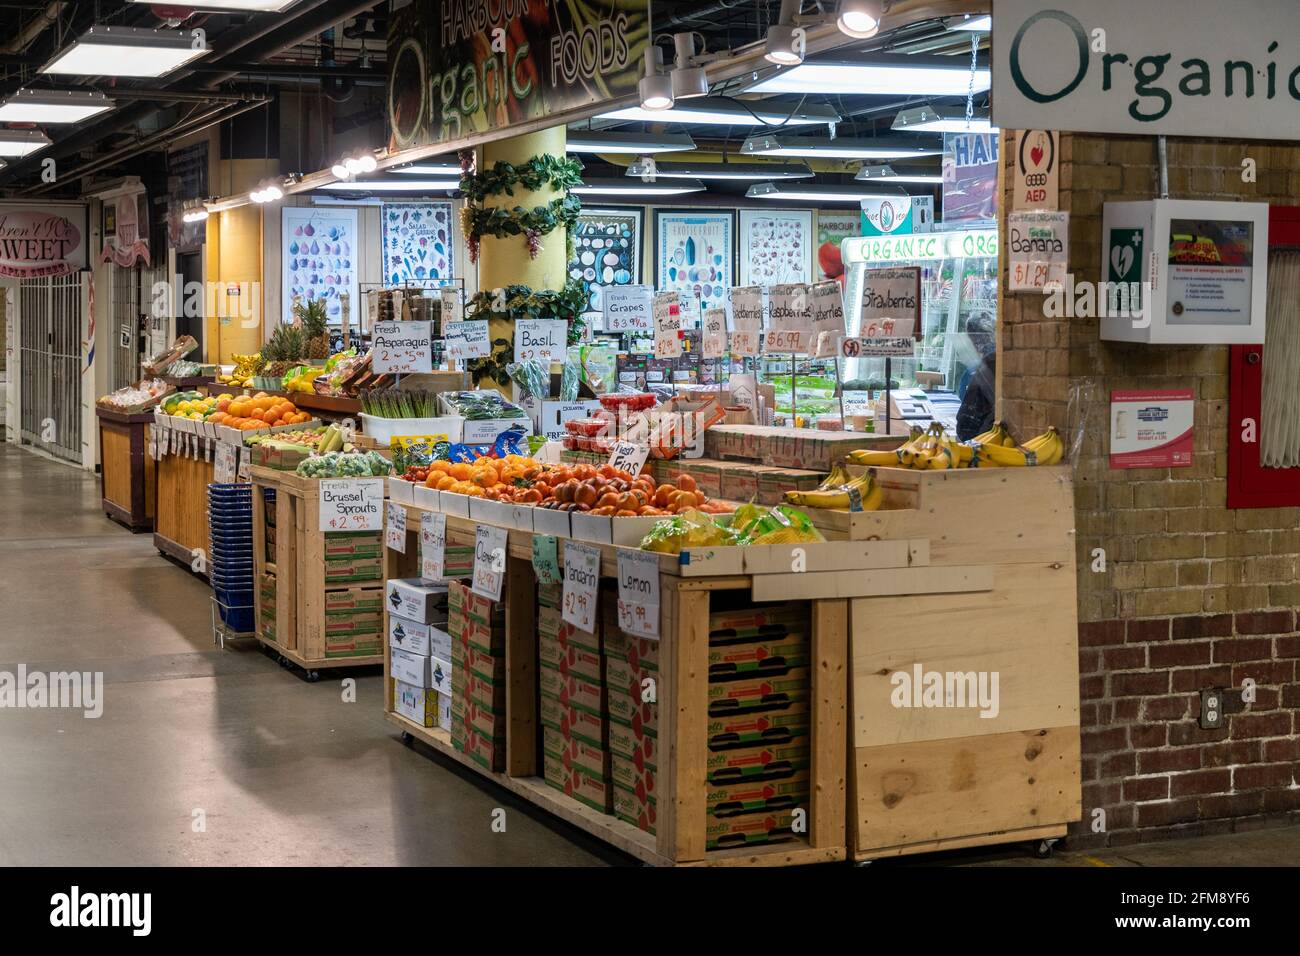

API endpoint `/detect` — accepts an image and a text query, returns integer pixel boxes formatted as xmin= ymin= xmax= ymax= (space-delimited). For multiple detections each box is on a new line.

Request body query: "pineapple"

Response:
xmin=296 ymin=298 xmax=330 ymax=360
xmin=261 ymin=324 xmax=306 ymax=378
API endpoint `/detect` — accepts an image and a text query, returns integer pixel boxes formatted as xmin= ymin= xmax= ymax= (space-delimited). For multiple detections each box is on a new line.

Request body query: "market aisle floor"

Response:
xmin=0 ymin=444 xmax=622 ymax=866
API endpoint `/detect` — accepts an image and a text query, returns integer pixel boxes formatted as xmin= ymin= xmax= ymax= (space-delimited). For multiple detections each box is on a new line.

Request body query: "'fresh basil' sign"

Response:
xmin=993 ymin=0 xmax=1300 ymax=139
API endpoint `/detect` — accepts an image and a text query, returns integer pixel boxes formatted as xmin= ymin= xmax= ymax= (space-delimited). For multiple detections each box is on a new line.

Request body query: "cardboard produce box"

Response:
xmin=708 ymin=605 xmax=808 ymax=641
xmin=325 ymin=586 xmax=384 ymax=613
xmin=705 ymin=809 xmax=797 ymax=849
xmin=707 ymin=701 xmax=810 ymax=749
xmin=466 ymin=698 xmax=505 ymax=740
xmin=611 ymin=753 xmax=656 ymax=800
xmin=757 ymin=467 xmax=825 ymax=505
xmin=707 ymin=634 xmax=809 ymax=680
xmin=707 ymin=669 xmax=810 ymax=716
xmin=386 ymin=578 xmax=450 ymax=623
xmin=613 ymin=787 xmax=657 ymax=835
xmin=707 ymin=769 xmax=809 ymax=818
xmin=325 ymin=636 xmax=382 ymax=659
xmin=323 ymin=530 xmax=383 ymax=558
xmin=609 ymin=718 xmax=659 ymax=763
xmin=706 ymin=740 xmax=810 ymax=784
xmin=544 ymin=726 xmax=610 ymax=782
xmin=393 ymin=680 xmax=438 ymax=728
xmin=325 ymin=555 xmax=383 ymax=583
xmin=325 ymin=606 xmax=383 ymax=638
xmin=543 ymin=752 xmax=612 ymax=814
xmin=540 ymin=664 xmax=603 ymax=718
xmin=558 ymin=701 xmax=605 ymax=750
xmin=390 ymin=646 xmax=434 ymax=687
xmin=705 ymin=424 xmax=884 ymax=471
xmin=462 ymin=726 xmax=504 ymax=772
xmin=388 ymin=616 xmax=453 ymax=660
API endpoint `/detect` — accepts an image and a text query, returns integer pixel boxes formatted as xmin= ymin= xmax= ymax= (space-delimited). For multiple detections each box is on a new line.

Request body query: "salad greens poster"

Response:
xmin=387 ymin=0 xmax=650 ymax=149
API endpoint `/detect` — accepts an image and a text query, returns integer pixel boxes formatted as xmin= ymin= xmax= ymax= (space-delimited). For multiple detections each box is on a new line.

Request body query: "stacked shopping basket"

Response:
xmin=209 ymin=483 xmax=254 ymax=634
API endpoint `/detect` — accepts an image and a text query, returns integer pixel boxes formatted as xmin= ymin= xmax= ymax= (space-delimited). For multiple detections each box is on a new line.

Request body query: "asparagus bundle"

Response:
xmin=359 ymin=388 xmax=440 ymax=419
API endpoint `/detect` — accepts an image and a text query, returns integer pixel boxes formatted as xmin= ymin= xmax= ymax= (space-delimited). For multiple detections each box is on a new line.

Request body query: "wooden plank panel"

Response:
xmin=851 ymin=562 xmax=1080 ymax=748
xmin=752 ymin=564 xmax=993 ymax=602
xmin=852 ymin=727 xmax=1081 ymax=854
xmin=655 ymin=580 xmax=679 ymax=859
xmin=809 ymin=598 xmax=847 ymax=851
xmin=504 ymin=555 xmax=538 ymax=778
xmin=276 ymin=491 xmax=297 ymax=650
xmin=672 ymin=584 xmax=710 ymax=862
xmin=100 ymin=423 xmax=134 ymax=510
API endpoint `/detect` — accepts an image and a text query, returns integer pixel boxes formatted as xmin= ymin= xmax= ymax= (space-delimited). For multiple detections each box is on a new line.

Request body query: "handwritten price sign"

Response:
xmin=386 ymin=501 xmax=407 ymax=553
xmin=420 ymin=511 xmax=447 ymax=582
xmin=730 ymin=329 xmax=760 ymax=357
xmin=702 ymin=308 xmax=726 ymax=359
xmin=616 ymin=548 xmax=660 ymax=639
xmin=319 ymin=479 xmax=384 ymax=531
xmin=214 ymin=442 xmax=238 ymax=484
xmin=514 ymin=319 xmax=567 ymax=363
xmin=562 ymin=540 xmax=601 ymax=633
xmin=444 ymin=320 xmax=490 ymax=359
xmin=607 ymin=441 xmax=650 ymax=477
xmin=471 ymin=523 xmax=508 ymax=600
xmin=372 ymin=321 xmax=433 ymax=373
xmin=603 ymin=285 xmax=653 ymax=332
xmin=763 ymin=328 xmax=813 ymax=354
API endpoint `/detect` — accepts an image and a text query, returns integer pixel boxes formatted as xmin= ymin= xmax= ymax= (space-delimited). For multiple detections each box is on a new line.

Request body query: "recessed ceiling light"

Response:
xmin=742 ymin=132 xmax=941 ymax=160
xmin=893 ymin=103 xmax=995 ymax=133
xmin=41 ymin=26 xmax=211 ymax=79
xmin=128 ymin=0 xmax=301 ymax=9
xmin=746 ymin=53 xmax=991 ymax=97
xmin=626 ymin=160 xmax=813 ymax=181
xmin=0 ymin=89 xmax=114 ymax=124
xmin=747 ymin=181 xmax=910 ymax=203
xmin=565 ymin=132 xmax=698 ymax=155
xmin=574 ymin=178 xmax=705 ymax=196
xmin=951 ymin=14 xmax=991 ymax=32
xmin=855 ymin=164 xmax=944 ymax=184
xmin=320 ymin=180 xmax=460 ymax=192
xmin=599 ymin=97 xmax=839 ymax=127
xmin=0 ymin=130 xmax=52 ymax=157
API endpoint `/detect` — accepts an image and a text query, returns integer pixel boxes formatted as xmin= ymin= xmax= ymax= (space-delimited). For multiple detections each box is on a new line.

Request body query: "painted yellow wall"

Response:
xmin=204 ymin=158 xmax=277 ymax=363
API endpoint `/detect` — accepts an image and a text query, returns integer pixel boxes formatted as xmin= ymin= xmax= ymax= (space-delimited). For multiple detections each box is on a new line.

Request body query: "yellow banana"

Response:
xmin=849 ymin=448 xmax=906 ymax=467
xmin=972 ymin=441 xmax=1032 ymax=467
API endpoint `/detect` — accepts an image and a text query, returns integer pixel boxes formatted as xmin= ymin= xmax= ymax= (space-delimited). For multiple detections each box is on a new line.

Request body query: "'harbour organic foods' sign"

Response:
xmin=993 ymin=0 xmax=1300 ymax=139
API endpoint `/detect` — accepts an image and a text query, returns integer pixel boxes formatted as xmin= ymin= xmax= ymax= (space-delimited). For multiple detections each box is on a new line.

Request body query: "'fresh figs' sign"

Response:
xmin=0 ymin=205 xmax=87 ymax=278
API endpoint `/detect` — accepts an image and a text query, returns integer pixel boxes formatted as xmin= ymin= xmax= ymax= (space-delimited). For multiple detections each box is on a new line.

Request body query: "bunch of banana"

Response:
xmin=784 ymin=468 xmax=883 ymax=511
xmin=847 ymin=426 xmax=925 ymax=468
xmin=970 ymin=426 xmax=1064 ymax=467
xmin=971 ymin=421 xmax=1017 ymax=447
xmin=219 ymin=352 xmax=265 ymax=387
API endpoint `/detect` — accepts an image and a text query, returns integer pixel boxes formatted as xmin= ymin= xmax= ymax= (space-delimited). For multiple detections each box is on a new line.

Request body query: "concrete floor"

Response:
xmin=1 ymin=442 xmax=1295 ymax=867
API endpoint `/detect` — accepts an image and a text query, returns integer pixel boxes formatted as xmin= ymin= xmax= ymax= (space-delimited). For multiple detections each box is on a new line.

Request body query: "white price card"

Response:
xmin=616 ymin=548 xmax=661 ymax=640
xmin=319 ymin=478 xmax=385 ymax=532
xmin=840 ymin=335 xmax=915 ymax=358
xmin=729 ymin=285 xmax=764 ymax=331
xmin=702 ymin=308 xmax=726 ymax=359
xmin=214 ymin=442 xmax=237 ymax=484
xmin=730 ymin=329 xmax=760 ymax=357
xmin=420 ymin=511 xmax=447 ymax=581
xmin=652 ymin=292 xmax=682 ymax=359
xmin=810 ymin=280 xmax=845 ymax=344
xmin=603 ymin=285 xmax=653 ymax=332
xmin=562 ymin=540 xmax=601 ymax=633
xmin=237 ymin=449 xmax=251 ymax=482
xmin=440 ymin=287 xmax=463 ymax=323
xmin=768 ymin=283 xmax=810 ymax=333
xmin=607 ymin=441 xmax=650 ymax=477
xmin=444 ymin=319 xmax=490 ymax=359
xmin=514 ymin=319 xmax=568 ymax=363
xmin=373 ymin=321 xmax=433 ymax=373
xmin=386 ymin=501 xmax=407 ymax=553
xmin=471 ymin=523 xmax=508 ymax=600
xmin=763 ymin=328 xmax=813 ymax=354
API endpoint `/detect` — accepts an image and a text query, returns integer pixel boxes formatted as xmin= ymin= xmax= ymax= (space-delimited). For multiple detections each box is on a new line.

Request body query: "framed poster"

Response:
xmin=381 ymin=201 xmax=454 ymax=288
xmin=654 ymin=209 xmax=735 ymax=314
xmin=739 ymin=209 xmax=812 ymax=287
xmin=283 ymin=206 xmax=359 ymax=327
xmin=814 ymin=209 xmax=860 ymax=284
xmin=568 ymin=206 xmax=641 ymax=319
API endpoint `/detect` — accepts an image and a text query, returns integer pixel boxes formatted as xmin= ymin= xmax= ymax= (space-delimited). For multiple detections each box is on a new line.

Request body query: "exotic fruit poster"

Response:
xmin=387 ymin=0 xmax=651 ymax=149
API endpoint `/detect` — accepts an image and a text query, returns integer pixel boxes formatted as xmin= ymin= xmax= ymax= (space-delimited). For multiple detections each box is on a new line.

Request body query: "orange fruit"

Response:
xmin=436 ymin=475 xmax=456 ymax=491
xmin=449 ymin=462 xmax=472 ymax=481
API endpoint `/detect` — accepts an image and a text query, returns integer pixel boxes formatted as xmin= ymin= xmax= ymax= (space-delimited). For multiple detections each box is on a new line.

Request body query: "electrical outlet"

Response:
xmin=1200 ymin=689 xmax=1224 ymax=729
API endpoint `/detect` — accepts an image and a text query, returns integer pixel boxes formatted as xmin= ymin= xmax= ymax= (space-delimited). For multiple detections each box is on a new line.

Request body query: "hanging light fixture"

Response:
xmin=331 ymin=151 xmax=378 ymax=180
xmin=893 ymin=102 xmax=995 ymax=133
xmin=836 ymin=0 xmax=883 ymax=39
xmin=0 ymin=89 xmax=114 ymax=124
xmin=638 ymin=46 xmax=674 ymax=111
xmin=855 ymin=163 xmax=944 ymax=184
xmin=181 ymin=199 xmax=210 ymax=223
xmin=765 ymin=0 xmax=805 ymax=66
xmin=41 ymin=26 xmax=211 ymax=79
xmin=0 ymin=130 xmax=52 ymax=157
xmin=249 ymin=179 xmax=283 ymax=204
xmin=670 ymin=33 xmax=709 ymax=99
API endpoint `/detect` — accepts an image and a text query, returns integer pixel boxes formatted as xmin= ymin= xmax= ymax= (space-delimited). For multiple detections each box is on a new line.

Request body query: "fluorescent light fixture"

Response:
xmin=747 ymin=181 xmax=909 ymax=203
xmin=0 ymin=89 xmax=113 ymax=123
xmin=565 ymin=131 xmax=697 ymax=155
xmin=639 ymin=47 xmax=674 ymax=111
xmin=0 ymin=130 xmax=52 ymax=157
xmin=766 ymin=0 xmax=805 ymax=65
xmin=626 ymin=159 xmax=813 ymax=181
xmin=391 ymin=162 xmax=462 ymax=175
xmin=41 ymin=26 xmax=211 ymax=79
xmin=600 ymin=97 xmax=839 ymax=127
xmin=951 ymin=14 xmax=991 ymax=32
xmin=747 ymin=53 xmax=991 ymax=97
xmin=320 ymin=179 xmax=460 ymax=192
xmin=893 ymin=102 xmax=995 ymax=133
xmin=855 ymin=164 xmax=943 ymax=184
xmin=837 ymin=0 xmax=883 ymax=38
xmin=574 ymin=178 xmax=704 ymax=197
xmin=742 ymin=132 xmax=940 ymax=160
xmin=671 ymin=33 xmax=709 ymax=99
xmin=129 ymin=0 xmax=301 ymax=9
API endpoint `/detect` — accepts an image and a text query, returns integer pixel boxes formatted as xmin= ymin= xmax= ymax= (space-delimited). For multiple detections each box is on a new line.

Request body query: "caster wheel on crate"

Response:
xmin=1033 ymin=839 xmax=1057 ymax=859
xmin=853 ymin=860 xmax=874 ymax=868
xmin=400 ymin=731 xmax=414 ymax=745
xmin=305 ymin=670 xmax=320 ymax=683
xmin=278 ymin=655 xmax=290 ymax=668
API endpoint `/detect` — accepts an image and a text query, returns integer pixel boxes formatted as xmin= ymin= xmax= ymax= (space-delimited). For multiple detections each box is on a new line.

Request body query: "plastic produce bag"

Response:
xmin=734 ymin=505 xmax=824 ymax=545
xmin=639 ymin=508 xmax=736 ymax=554
xmin=505 ymin=360 xmax=551 ymax=401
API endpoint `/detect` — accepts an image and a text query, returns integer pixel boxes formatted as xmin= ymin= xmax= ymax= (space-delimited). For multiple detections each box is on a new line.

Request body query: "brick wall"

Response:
xmin=999 ymin=131 xmax=1300 ymax=846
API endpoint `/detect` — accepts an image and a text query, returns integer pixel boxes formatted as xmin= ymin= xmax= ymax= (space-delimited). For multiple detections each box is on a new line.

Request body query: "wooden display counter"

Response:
xmin=96 ymin=407 xmax=155 ymax=531
xmin=153 ymin=446 xmax=213 ymax=570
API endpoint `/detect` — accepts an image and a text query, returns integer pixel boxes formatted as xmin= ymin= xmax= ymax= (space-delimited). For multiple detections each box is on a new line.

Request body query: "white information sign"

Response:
xmin=386 ymin=501 xmax=407 ymax=553
xmin=420 ymin=511 xmax=447 ymax=581
xmin=373 ymin=321 xmax=433 ymax=373
xmin=471 ymin=523 xmax=507 ymax=600
xmin=616 ymin=548 xmax=660 ymax=640
xmin=562 ymin=540 xmax=601 ymax=633
xmin=319 ymin=479 xmax=385 ymax=532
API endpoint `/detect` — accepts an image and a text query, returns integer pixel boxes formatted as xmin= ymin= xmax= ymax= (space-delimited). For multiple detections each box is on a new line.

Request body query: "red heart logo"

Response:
xmin=1030 ymin=144 xmax=1044 ymax=168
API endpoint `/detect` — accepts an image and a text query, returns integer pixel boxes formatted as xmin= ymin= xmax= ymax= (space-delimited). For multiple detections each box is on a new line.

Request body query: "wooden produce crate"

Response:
xmin=153 ymin=444 xmax=214 ymax=570
xmin=826 ymin=465 xmax=1082 ymax=861
xmin=383 ymin=503 xmax=852 ymax=867
xmin=249 ymin=467 xmax=385 ymax=676
xmin=96 ymin=407 xmax=155 ymax=531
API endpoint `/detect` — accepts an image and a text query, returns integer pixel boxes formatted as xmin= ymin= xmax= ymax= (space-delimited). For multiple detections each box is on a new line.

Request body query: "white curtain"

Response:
xmin=1261 ymin=251 xmax=1300 ymax=467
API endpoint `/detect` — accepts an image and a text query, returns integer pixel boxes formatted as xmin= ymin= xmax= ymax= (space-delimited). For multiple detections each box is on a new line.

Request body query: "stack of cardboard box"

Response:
xmin=325 ymin=586 xmax=384 ymax=658
xmin=388 ymin=578 xmax=452 ymax=730
xmin=258 ymin=571 xmax=276 ymax=642
xmin=448 ymin=581 xmax=507 ymax=772
xmin=539 ymin=582 xmax=612 ymax=813
xmin=704 ymin=603 xmax=812 ymax=850
xmin=324 ymin=531 xmax=384 ymax=584
xmin=603 ymin=603 xmax=659 ymax=835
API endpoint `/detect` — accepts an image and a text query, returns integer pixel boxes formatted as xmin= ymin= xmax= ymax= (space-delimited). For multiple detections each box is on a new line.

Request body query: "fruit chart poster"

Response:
xmin=655 ymin=209 xmax=734 ymax=314
xmin=381 ymin=202 xmax=454 ymax=288
xmin=568 ymin=207 xmax=641 ymax=319
xmin=283 ymin=205 xmax=358 ymax=327
xmin=739 ymin=209 xmax=812 ymax=287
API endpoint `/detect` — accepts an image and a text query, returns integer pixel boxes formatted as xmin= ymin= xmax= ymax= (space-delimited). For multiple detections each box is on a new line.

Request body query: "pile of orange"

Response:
xmin=210 ymin=392 xmax=311 ymax=431
xmin=421 ymin=454 xmax=537 ymax=500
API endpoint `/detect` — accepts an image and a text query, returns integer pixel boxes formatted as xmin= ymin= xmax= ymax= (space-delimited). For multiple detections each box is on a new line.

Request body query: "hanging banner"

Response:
xmin=386 ymin=1 xmax=651 ymax=149
xmin=942 ymin=132 xmax=999 ymax=223
xmin=0 ymin=204 xmax=88 ymax=278
xmin=100 ymin=188 xmax=151 ymax=268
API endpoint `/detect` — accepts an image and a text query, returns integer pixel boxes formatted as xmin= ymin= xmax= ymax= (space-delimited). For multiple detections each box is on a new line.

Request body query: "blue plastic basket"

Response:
xmin=213 ymin=587 xmax=255 ymax=631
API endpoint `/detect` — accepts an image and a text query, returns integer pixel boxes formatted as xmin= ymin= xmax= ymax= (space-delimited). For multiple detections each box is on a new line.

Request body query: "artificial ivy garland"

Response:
xmin=458 ymin=151 xmax=583 ymax=263
xmin=459 ymin=155 xmax=583 ymax=204
xmin=463 ymin=278 xmax=589 ymax=387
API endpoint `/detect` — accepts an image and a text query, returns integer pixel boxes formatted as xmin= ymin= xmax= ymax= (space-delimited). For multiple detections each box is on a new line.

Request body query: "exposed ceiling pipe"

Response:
xmin=1 ymin=1 xmax=66 ymax=55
